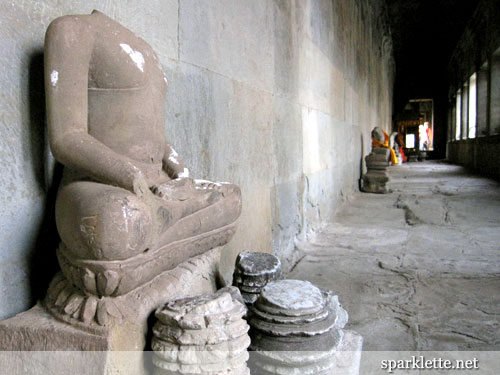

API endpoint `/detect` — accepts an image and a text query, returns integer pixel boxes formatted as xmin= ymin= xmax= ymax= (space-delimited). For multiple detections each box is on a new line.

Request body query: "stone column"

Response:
xmin=247 ymin=279 xmax=363 ymax=375
xmin=361 ymin=148 xmax=391 ymax=194
xmin=151 ymin=287 xmax=251 ymax=375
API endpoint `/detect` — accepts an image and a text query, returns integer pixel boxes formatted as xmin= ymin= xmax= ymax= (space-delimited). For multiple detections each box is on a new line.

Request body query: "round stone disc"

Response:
xmin=255 ymin=280 xmax=325 ymax=317
xmin=155 ymin=288 xmax=245 ymax=330
xmin=248 ymin=305 xmax=337 ymax=337
xmin=248 ymin=298 xmax=329 ymax=325
xmin=233 ymin=271 xmax=282 ymax=287
xmin=235 ymin=251 xmax=281 ymax=276
xmin=249 ymin=328 xmax=343 ymax=353
xmin=157 ymin=290 xmax=232 ymax=320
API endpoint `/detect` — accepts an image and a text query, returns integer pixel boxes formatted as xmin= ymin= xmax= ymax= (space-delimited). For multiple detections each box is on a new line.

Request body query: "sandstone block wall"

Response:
xmin=0 ymin=0 xmax=394 ymax=320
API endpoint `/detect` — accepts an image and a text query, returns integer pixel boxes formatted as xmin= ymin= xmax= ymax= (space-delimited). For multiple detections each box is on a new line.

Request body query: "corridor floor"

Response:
xmin=288 ymin=161 xmax=500 ymax=351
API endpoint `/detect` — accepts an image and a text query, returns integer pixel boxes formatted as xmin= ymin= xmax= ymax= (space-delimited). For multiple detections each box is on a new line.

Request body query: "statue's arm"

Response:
xmin=162 ymin=142 xmax=189 ymax=179
xmin=45 ymin=16 xmax=147 ymax=192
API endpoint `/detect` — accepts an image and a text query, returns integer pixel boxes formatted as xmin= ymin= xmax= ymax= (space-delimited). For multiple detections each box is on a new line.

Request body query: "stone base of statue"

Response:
xmin=418 ymin=151 xmax=428 ymax=161
xmin=361 ymin=148 xmax=391 ymax=194
xmin=247 ymin=280 xmax=363 ymax=375
xmin=408 ymin=152 xmax=418 ymax=162
xmin=0 ymin=248 xmax=222 ymax=375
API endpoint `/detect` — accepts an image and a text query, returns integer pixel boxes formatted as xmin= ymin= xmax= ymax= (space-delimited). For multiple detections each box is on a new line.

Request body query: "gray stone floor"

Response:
xmin=289 ymin=161 xmax=500 ymax=351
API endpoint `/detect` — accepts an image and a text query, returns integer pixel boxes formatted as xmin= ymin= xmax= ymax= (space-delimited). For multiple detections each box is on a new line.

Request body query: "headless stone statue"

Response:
xmin=361 ymin=126 xmax=391 ymax=194
xmin=371 ymin=127 xmax=385 ymax=145
xmin=43 ymin=10 xmax=241 ymax=327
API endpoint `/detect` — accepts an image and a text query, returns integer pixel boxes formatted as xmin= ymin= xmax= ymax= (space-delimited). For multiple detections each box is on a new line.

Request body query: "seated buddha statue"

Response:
xmin=43 ymin=10 xmax=241 ymax=326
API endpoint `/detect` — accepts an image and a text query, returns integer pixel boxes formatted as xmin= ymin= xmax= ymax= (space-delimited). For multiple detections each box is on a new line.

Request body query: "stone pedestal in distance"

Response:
xmin=418 ymin=150 xmax=428 ymax=161
xmin=361 ymin=148 xmax=391 ymax=194
xmin=151 ymin=287 xmax=251 ymax=375
xmin=408 ymin=152 xmax=419 ymax=162
xmin=247 ymin=279 xmax=363 ymax=375
xmin=232 ymin=251 xmax=282 ymax=305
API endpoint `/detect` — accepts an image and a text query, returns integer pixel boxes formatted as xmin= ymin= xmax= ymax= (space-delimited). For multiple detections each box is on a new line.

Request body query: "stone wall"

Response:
xmin=446 ymin=0 xmax=500 ymax=175
xmin=447 ymin=135 xmax=500 ymax=175
xmin=0 ymin=0 xmax=394 ymax=320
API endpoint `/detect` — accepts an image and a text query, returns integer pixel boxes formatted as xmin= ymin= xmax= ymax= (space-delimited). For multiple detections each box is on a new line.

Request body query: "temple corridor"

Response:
xmin=289 ymin=161 xmax=500 ymax=351
xmin=1 ymin=2 xmax=499 ymax=372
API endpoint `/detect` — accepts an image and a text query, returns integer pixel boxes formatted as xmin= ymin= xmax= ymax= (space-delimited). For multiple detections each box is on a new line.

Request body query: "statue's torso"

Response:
xmin=86 ymin=12 xmax=168 ymax=165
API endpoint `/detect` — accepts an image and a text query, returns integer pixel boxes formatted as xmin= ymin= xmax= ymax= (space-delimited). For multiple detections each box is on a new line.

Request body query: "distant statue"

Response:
xmin=361 ymin=126 xmax=393 ymax=194
xmin=44 ymin=10 xmax=241 ymax=326
xmin=371 ymin=127 xmax=386 ymax=145
xmin=371 ymin=126 xmax=398 ymax=165
xmin=390 ymin=132 xmax=404 ymax=165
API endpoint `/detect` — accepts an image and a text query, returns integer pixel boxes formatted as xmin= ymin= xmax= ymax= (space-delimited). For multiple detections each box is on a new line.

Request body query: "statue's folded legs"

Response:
xmin=56 ymin=179 xmax=241 ymax=263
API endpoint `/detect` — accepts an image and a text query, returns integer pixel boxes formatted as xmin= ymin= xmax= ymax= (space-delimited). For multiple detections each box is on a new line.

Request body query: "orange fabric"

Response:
xmin=399 ymin=146 xmax=407 ymax=162
xmin=397 ymin=132 xmax=407 ymax=162
xmin=372 ymin=131 xmax=398 ymax=164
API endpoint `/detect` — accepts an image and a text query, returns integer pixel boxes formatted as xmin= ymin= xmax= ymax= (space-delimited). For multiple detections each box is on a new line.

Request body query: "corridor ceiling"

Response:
xmin=385 ymin=0 xmax=481 ymax=112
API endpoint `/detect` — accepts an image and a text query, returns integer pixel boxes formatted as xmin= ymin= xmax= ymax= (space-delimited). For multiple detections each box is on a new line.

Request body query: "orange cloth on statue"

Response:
xmin=372 ymin=131 xmax=398 ymax=164
xmin=397 ymin=132 xmax=407 ymax=162
xmin=399 ymin=146 xmax=407 ymax=162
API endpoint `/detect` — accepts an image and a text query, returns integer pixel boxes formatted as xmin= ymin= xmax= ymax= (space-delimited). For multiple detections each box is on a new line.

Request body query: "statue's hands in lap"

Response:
xmin=151 ymin=178 xmax=195 ymax=201
xmin=132 ymin=171 xmax=155 ymax=199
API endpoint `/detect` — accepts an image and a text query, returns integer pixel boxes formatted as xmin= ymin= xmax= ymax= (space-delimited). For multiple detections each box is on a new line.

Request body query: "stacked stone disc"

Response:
xmin=362 ymin=147 xmax=391 ymax=194
xmin=247 ymin=279 xmax=348 ymax=375
xmin=151 ymin=287 xmax=251 ymax=375
xmin=232 ymin=251 xmax=282 ymax=305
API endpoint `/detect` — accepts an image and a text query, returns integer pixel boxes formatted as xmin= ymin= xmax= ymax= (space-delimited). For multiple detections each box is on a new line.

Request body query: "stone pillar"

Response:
xmin=361 ymin=148 xmax=391 ymax=194
xmin=247 ymin=279 xmax=362 ymax=375
xmin=232 ymin=251 xmax=282 ymax=305
xmin=151 ymin=287 xmax=251 ymax=375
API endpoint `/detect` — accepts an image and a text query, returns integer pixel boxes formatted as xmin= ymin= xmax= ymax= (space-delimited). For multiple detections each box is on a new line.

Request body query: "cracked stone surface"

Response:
xmin=288 ymin=161 xmax=500 ymax=351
